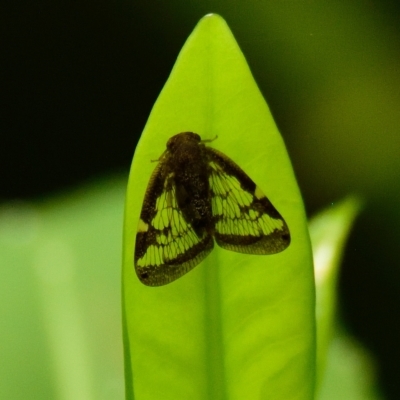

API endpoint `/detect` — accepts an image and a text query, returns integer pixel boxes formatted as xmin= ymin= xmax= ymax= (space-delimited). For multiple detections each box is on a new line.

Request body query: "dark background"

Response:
xmin=3 ymin=1 xmax=400 ymax=398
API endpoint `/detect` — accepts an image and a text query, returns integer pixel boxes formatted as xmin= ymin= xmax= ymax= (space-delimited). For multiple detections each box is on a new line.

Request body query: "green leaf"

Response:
xmin=309 ymin=196 xmax=363 ymax=391
xmin=318 ymin=332 xmax=383 ymax=400
xmin=122 ymin=14 xmax=315 ymax=400
xmin=0 ymin=177 xmax=126 ymax=400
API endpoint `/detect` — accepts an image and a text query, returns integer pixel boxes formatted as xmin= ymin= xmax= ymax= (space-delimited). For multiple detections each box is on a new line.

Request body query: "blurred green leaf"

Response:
xmin=310 ymin=198 xmax=384 ymax=400
xmin=318 ymin=332 xmax=383 ymax=400
xmin=309 ymin=197 xmax=362 ymax=390
xmin=0 ymin=177 xmax=126 ymax=400
xmin=123 ymin=14 xmax=314 ymax=400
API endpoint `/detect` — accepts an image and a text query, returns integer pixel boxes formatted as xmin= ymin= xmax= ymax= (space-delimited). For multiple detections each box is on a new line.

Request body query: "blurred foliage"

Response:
xmin=309 ymin=197 xmax=363 ymax=388
xmin=0 ymin=177 xmax=126 ymax=400
xmin=318 ymin=332 xmax=383 ymax=400
xmin=0 ymin=177 xmax=382 ymax=399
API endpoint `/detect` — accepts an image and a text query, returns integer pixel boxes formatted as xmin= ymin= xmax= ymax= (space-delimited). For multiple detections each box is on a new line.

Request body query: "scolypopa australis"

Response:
xmin=134 ymin=132 xmax=290 ymax=286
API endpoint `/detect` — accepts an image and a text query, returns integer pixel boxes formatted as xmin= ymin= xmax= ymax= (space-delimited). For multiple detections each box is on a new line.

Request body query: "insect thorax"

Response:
xmin=166 ymin=142 xmax=213 ymax=236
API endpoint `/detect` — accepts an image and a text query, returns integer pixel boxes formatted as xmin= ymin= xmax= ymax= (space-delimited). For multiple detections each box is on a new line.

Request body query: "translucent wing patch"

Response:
xmin=206 ymin=147 xmax=291 ymax=254
xmin=134 ymin=166 xmax=213 ymax=286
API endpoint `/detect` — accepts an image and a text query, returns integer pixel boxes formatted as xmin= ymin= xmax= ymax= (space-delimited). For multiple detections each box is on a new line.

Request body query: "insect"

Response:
xmin=134 ymin=132 xmax=290 ymax=286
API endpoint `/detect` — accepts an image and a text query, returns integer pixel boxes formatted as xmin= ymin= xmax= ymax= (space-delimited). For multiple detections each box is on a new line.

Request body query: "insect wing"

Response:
xmin=134 ymin=161 xmax=213 ymax=286
xmin=206 ymin=147 xmax=291 ymax=254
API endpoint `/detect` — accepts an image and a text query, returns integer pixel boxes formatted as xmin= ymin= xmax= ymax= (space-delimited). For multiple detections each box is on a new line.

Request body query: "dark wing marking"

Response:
xmin=134 ymin=159 xmax=213 ymax=286
xmin=205 ymin=147 xmax=291 ymax=254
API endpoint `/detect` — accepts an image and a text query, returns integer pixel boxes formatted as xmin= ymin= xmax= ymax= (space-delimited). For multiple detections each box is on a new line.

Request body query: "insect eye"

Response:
xmin=166 ymin=136 xmax=178 ymax=150
xmin=191 ymin=133 xmax=201 ymax=141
